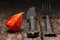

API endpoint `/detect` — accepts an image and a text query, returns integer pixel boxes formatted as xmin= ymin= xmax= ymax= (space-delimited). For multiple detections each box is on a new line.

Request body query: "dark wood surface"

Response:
xmin=0 ymin=13 xmax=60 ymax=40
xmin=0 ymin=17 xmax=60 ymax=40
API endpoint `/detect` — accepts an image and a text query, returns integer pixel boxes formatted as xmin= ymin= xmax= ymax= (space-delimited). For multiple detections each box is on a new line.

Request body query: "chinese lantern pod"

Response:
xmin=6 ymin=12 xmax=24 ymax=32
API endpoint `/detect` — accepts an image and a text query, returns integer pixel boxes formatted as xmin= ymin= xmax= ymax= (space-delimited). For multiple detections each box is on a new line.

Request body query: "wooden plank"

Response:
xmin=44 ymin=36 xmax=60 ymax=40
xmin=16 ymin=34 xmax=23 ymax=40
xmin=6 ymin=34 xmax=15 ymax=40
xmin=1 ymin=15 xmax=60 ymax=40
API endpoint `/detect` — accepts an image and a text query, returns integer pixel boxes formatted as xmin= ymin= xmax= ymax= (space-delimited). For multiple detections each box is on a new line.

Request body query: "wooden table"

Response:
xmin=0 ymin=15 xmax=60 ymax=40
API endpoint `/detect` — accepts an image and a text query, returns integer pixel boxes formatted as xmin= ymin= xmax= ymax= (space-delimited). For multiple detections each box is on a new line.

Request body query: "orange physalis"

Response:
xmin=6 ymin=12 xmax=24 ymax=32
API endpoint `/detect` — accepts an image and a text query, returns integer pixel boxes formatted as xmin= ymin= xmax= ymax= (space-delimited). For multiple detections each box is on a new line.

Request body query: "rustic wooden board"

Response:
xmin=0 ymin=13 xmax=60 ymax=40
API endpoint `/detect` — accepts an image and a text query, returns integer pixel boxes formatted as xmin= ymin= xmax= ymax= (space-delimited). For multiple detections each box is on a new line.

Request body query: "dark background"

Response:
xmin=0 ymin=0 xmax=60 ymax=10
xmin=0 ymin=0 xmax=60 ymax=18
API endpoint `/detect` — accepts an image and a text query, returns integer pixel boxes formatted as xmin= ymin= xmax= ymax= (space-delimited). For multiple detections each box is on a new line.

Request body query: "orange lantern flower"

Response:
xmin=6 ymin=12 xmax=24 ymax=32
